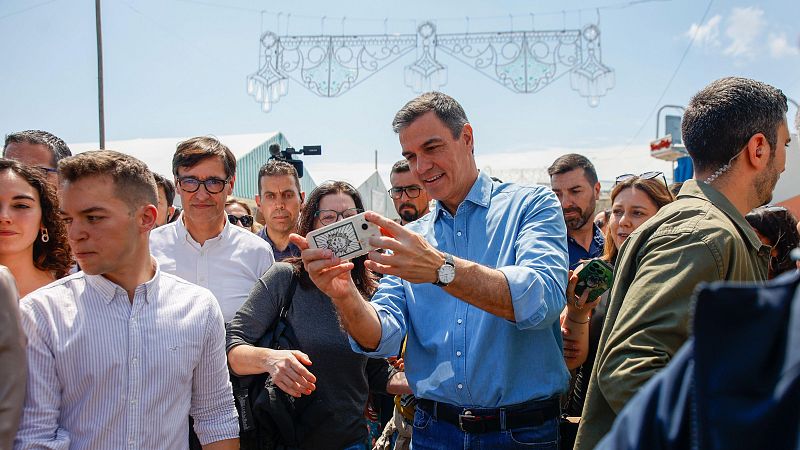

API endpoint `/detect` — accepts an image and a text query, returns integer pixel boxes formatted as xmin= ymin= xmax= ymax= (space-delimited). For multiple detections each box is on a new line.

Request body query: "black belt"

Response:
xmin=416 ymin=397 xmax=560 ymax=434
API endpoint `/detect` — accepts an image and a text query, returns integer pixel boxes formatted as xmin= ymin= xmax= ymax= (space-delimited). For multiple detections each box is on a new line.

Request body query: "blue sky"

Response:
xmin=1 ymin=0 xmax=798 ymax=184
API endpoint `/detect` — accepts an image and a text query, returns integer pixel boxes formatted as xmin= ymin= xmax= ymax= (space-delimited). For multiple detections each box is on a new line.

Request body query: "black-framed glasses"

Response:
xmin=315 ymin=208 xmax=363 ymax=225
xmin=388 ymin=185 xmax=423 ymax=199
xmin=228 ymin=214 xmax=254 ymax=227
xmin=177 ymin=176 xmax=230 ymax=194
xmin=615 ymin=171 xmax=667 ymax=187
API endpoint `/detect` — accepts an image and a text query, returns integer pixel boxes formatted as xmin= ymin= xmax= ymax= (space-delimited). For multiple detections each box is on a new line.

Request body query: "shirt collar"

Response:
xmin=84 ymin=257 xmax=162 ymax=304
xmin=433 ymin=171 xmax=492 ymax=219
xmin=177 ymin=214 xmax=230 ymax=248
xmin=678 ymin=179 xmax=765 ymax=251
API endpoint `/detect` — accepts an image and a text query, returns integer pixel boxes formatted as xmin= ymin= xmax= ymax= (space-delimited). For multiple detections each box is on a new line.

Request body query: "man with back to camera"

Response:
xmin=3 ymin=130 xmax=71 ymax=189
xmin=254 ymin=160 xmax=304 ymax=261
xmin=292 ymin=91 xmax=570 ymax=449
xmin=389 ymin=159 xmax=431 ymax=225
xmin=149 ymin=136 xmax=274 ymax=322
xmin=574 ymin=77 xmax=791 ymax=449
xmin=548 ymin=154 xmax=604 ymax=270
xmin=152 ymin=172 xmax=177 ymax=227
xmin=14 ymin=150 xmax=239 ymax=450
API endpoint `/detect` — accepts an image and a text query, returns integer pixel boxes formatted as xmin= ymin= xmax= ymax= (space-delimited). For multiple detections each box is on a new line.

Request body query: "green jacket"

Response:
xmin=574 ymin=179 xmax=770 ymax=450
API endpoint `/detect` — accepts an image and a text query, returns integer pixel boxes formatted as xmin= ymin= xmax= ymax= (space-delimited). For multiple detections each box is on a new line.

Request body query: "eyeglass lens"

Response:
xmin=179 ymin=177 xmax=228 ymax=194
xmin=318 ymin=208 xmax=362 ymax=225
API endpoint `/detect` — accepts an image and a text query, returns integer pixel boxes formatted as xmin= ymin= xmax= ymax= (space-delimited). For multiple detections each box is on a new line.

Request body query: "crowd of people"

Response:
xmin=1 ymin=76 xmax=799 ymax=450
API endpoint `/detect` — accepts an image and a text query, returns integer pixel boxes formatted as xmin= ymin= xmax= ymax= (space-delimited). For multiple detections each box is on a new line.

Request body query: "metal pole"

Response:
xmin=95 ymin=0 xmax=105 ymax=149
xmin=374 ymin=150 xmax=378 ymax=171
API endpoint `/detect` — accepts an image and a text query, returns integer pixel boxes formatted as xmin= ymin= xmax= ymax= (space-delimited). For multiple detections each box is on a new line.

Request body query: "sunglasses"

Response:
xmin=228 ymin=214 xmax=254 ymax=227
xmin=615 ymin=171 xmax=667 ymax=187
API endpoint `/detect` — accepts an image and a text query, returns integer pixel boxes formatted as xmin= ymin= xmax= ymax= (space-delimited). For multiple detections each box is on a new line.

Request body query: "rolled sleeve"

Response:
xmin=190 ymin=300 xmax=239 ymax=445
xmin=501 ymin=190 xmax=568 ymax=329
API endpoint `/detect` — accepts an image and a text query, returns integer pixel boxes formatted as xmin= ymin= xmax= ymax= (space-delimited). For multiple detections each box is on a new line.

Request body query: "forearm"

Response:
xmin=203 ymin=438 xmax=239 ymax=450
xmin=560 ymin=309 xmax=590 ymax=370
xmin=444 ymin=258 xmax=514 ymax=320
xmin=331 ymin=287 xmax=383 ymax=351
xmin=227 ymin=344 xmax=270 ymax=376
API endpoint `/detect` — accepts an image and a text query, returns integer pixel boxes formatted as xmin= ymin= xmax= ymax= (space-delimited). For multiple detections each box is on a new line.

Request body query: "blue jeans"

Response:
xmin=410 ymin=405 xmax=560 ymax=449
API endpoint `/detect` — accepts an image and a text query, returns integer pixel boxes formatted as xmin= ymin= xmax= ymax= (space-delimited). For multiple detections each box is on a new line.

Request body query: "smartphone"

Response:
xmin=574 ymin=258 xmax=614 ymax=303
xmin=306 ymin=211 xmax=381 ymax=261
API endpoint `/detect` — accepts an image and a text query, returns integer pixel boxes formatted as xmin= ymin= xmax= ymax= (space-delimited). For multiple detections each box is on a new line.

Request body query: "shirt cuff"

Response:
xmin=497 ymin=265 xmax=548 ymax=329
xmin=348 ymin=303 xmax=402 ymax=358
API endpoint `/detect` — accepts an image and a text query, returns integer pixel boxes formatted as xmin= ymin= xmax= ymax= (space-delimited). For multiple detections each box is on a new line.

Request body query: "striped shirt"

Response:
xmin=14 ymin=261 xmax=239 ymax=450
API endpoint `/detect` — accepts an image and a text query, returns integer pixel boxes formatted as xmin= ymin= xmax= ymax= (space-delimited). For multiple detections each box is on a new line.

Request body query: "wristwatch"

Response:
xmin=434 ymin=253 xmax=456 ymax=287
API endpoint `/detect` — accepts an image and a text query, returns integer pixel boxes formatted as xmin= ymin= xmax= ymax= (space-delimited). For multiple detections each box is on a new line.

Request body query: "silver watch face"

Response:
xmin=438 ymin=264 xmax=456 ymax=284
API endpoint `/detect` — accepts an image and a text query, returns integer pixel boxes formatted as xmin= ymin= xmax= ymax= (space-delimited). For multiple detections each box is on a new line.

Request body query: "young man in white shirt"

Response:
xmin=150 ymin=136 xmax=274 ymax=321
xmin=15 ymin=150 xmax=239 ymax=450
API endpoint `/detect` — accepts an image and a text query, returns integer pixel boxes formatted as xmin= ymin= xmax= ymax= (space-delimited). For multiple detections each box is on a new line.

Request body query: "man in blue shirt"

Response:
xmin=548 ymin=154 xmax=604 ymax=270
xmin=255 ymin=160 xmax=304 ymax=261
xmin=293 ymin=92 xmax=570 ymax=449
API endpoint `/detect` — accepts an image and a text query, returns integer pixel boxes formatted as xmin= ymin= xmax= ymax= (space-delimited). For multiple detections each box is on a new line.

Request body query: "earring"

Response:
xmin=40 ymin=228 xmax=50 ymax=243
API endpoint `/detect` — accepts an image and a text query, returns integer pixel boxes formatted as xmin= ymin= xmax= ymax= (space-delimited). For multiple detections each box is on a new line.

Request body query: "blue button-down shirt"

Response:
xmin=352 ymin=172 xmax=570 ymax=407
xmin=567 ymin=224 xmax=605 ymax=270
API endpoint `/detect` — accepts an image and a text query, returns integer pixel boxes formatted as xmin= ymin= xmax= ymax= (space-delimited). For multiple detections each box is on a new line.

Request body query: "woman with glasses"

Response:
xmin=0 ymin=159 xmax=72 ymax=297
xmin=225 ymin=198 xmax=258 ymax=233
xmin=745 ymin=205 xmax=800 ymax=279
xmin=561 ymin=172 xmax=674 ymax=419
xmin=227 ymin=181 xmax=409 ymax=450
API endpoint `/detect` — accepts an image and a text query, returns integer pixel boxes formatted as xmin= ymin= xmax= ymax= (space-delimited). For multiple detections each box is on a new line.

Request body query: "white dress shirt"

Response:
xmin=150 ymin=217 xmax=274 ymax=321
xmin=14 ymin=261 xmax=239 ymax=450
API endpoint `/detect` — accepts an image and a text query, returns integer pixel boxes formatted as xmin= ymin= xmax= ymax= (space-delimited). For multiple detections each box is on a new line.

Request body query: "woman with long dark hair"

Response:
xmin=745 ymin=205 xmax=800 ymax=279
xmin=227 ymin=181 xmax=409 ymax=450
xmin=0 ymin=159 xmax=72 ymax=296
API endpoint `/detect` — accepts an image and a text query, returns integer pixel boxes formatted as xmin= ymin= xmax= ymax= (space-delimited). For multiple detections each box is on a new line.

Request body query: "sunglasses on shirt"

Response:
xmin=228 ymin=214 xmax=254 ymax=227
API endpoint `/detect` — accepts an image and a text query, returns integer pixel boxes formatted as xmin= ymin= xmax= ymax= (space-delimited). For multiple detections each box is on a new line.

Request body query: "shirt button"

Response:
xmin=457 ymin=231 xmax=462 ymax=237
xmin=457 ymin=319 xmax=463 ymax=325
xmin=457 ymin=383 xmax=463 ymax=389
xmin=456 ymin=351 xmax=462 ymax=357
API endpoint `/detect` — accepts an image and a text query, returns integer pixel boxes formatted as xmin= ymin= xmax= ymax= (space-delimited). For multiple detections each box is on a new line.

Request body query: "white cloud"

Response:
xmin=723 ymin=6 xmax=765 ymax=58
xmin=768 ymin=33 xmax=800 ymax=58
xmin=686 ymin=14 xmax=721 ymax=48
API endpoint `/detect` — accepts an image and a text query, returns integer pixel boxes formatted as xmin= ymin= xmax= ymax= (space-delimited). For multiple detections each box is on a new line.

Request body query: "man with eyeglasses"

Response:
xmin=254 ymin=160 xmax=305 ymax=261
xmin=389 ymin=159 xmax=430 ymax=225
xmin=3 ymin=129 xmax=71 ymax=189
xmin=150 ymin=136 xmax=274 ymax=322
xmin=575 ymin=77 xmax=791 ymax=450
xmin=548 ymin=154 xmax=604 ymax=270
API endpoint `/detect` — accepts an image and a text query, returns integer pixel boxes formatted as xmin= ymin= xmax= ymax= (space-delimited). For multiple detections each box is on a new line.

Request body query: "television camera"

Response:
xmin=268 ymin=143 xmax=321 ymax=178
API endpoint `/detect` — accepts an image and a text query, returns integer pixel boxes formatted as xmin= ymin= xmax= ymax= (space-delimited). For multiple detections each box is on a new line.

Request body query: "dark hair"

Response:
xmin=682 ymin=77 xmax=787 ymax=174
xmin=392 ymin=92 xmax=469 ymax=139
xmin=58 ymin=150 xmax=158 ymax=209
xmin=257 ymin=160 xmax=300 ymax=195
xmin=390 ymin=159 xmax=411 ymax=176
xmin=668 ymin=182 xmax=683 ymax=198
xmin=3 ymin=130 xmax=72 ymax=165
xmin=289 ymin=181 xmax=377 ymax=298
xmin=172 ymin=136 xmax=236 ymax=179
xmin=0 ymin=158 xmax=72 ymax=278
xmin=602 ymin=177 xmax=675 ymax=264
xmin=745 ymin=206 xmax=800 ymax=278
xmin=547 ymin=153 xmax=599 ymax=186
xmin=152 ymin=172 xmax=175 ymax=207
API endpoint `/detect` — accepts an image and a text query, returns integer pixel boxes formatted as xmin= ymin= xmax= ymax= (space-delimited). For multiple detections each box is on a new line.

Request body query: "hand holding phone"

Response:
xmin=306 ymin=212 xmax=381 ymax=261
xmin=574 ymin=258 xmax=614 ymax=305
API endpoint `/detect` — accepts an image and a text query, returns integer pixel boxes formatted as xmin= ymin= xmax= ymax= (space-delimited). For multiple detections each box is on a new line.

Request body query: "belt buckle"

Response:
xmin=458 ymin=410 xmax=484 ymax=433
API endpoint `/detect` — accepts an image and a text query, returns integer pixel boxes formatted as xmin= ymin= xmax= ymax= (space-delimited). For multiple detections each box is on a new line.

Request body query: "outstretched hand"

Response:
xmin=363 ymin=212 xmax=443 ymax=283
xmin=289 ymin=233 xmax=357 ymax=300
